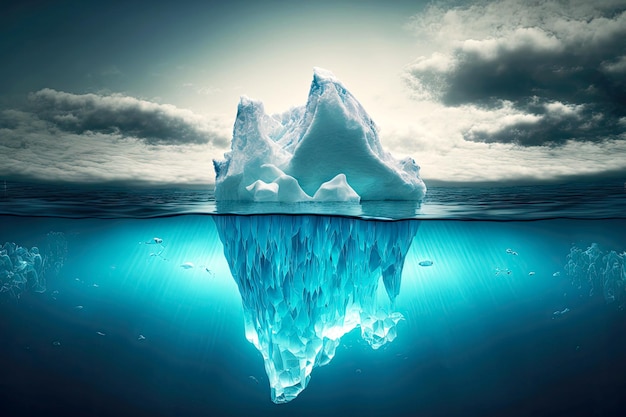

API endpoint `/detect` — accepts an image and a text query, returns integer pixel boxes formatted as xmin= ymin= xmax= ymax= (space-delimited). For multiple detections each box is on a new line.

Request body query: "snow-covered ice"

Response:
xmin=213 ymin=68 xmax=426 ymax=202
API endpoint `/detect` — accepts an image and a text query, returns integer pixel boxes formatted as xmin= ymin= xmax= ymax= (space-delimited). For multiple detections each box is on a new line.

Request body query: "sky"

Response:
xmin=1 ymin=0 xmax=625 ymax=186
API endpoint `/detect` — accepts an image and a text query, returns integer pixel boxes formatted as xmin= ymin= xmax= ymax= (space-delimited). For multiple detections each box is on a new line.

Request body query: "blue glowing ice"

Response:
xmin=214 ymin=215 xmax=419 ymax=403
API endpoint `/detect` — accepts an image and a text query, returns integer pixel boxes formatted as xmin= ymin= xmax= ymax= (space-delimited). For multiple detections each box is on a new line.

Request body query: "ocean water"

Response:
xmin=1 ymin=181 xmax=625 ymax=417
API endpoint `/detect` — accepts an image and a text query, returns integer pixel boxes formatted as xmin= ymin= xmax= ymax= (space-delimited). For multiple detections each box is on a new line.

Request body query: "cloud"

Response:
xmin=404 ymin=0 xmax=626 ymax=146
xmin=26 ymin=89 xmax=229 ymax=146
xmin=0 ymin=90 xmax=233 ymax=185
xmin=374 ymin=97 xmax=626 ymax=185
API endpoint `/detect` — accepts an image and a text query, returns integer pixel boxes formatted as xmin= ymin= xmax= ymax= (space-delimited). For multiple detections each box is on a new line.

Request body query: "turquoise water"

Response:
xmin=1 ymin=182 xmax=625 ymax=416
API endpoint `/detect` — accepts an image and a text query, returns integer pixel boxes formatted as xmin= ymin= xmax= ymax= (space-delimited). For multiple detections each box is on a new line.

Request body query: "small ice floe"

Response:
xmin=138 ymin=334 xmax=146 ymax=341
xmin=495 ymin=267 xmax=511 ymax=276
xmin=418 ymin=260 xmax=434 ymax=267
xmin=52 ymin=341 xmax=61 ymax=346
xmin=506 ymin=248 xmax=518 ymax=255
xmin=552 ymin=271 xmax=561 ymax=277
xmin=96 ymin=331 xmax=106 ymax=336
xmin=528 ymin=271 xmax=536 ymax=276
xmin=74 ymin=305 xmax=84 ymax=310
xmin=92 ymin=284 xmax=99 ymax=288
xmin=180 ymin=262 xmax=194 ymax=269
xmin=552 ymin=307 xmax=570 ymax=318
xmin=248 ymin=375 xmax=259 ymax=384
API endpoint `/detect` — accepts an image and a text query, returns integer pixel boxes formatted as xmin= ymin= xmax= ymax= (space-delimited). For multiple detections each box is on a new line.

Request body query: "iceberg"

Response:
xmin=213 ymin=68 xmax=426 ymax=202
xmin=214 ymin=214 xmax=419 ymax=403
xmin=211 ymin=69 xmax=425 ymax=402
xmin=0 ymin=232 xmax=67 ymax=303
xmin=565 ymin=243 xmax=625 ymax=303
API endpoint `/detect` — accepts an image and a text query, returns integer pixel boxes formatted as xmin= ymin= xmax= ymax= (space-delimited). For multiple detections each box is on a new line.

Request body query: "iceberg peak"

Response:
xmin=213 ymin=68 xmax=426 ymax=202
xmin=312 ymin=66 xmax=340 ymax=84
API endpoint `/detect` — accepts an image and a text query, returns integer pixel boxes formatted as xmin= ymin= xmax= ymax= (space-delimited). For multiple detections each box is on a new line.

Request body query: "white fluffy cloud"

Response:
xmin=403 ymin=0 xmax=626 ymax=146
xmin=0 ymin=91 xmax=232 ymax=185
xmin=26 ymin=89 xmax=230 ymax=146
xmin=375 ymin=95 xmax=625 ymax=184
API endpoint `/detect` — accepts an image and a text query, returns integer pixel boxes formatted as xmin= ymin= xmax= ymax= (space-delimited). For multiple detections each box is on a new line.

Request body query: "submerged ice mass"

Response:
xmin=214 ymin=215 xmax=419 ymax=403
xmin=213 ymin=68 xmax=426 ymax=202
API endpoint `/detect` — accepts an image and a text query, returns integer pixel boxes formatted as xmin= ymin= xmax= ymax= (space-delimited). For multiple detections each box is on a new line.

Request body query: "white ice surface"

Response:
xmin=213 ymin=68 xmax=426 ymax=202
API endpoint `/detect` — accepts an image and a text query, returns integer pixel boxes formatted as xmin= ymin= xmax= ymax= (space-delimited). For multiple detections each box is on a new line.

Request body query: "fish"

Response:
xmin=96 ymin=331 xmax=106 ymax=336
xmin=418 ymin=260 xmax=434 ymax=267
xmin=180 ymin=262 xmax=194 ymax=269
xmin=528 ymin=271 xmax=536 ymax=276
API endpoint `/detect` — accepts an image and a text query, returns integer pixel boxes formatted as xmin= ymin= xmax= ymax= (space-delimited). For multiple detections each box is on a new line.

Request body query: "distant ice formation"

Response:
xmin=214 ymin=215 xmax=419 ymax=403
xmin=213 ymin=67 xmax=426 ymax=202
xmin=1 ymin=232 xmax=66 ymax=302
xmin=565 ymin=243 xmax=625 ymax=303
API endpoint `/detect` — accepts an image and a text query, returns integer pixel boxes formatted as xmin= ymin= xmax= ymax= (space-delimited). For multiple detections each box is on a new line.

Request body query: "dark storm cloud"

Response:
xmin=26 ymin=89 xmax=229 ymax=146
xmin=0 ymin=89 xmax=231 ymax=183
xmin=406 ymin=1 xmax=626 ymax=146
xmin=461 ymin=99 xmax=617 ymax=146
